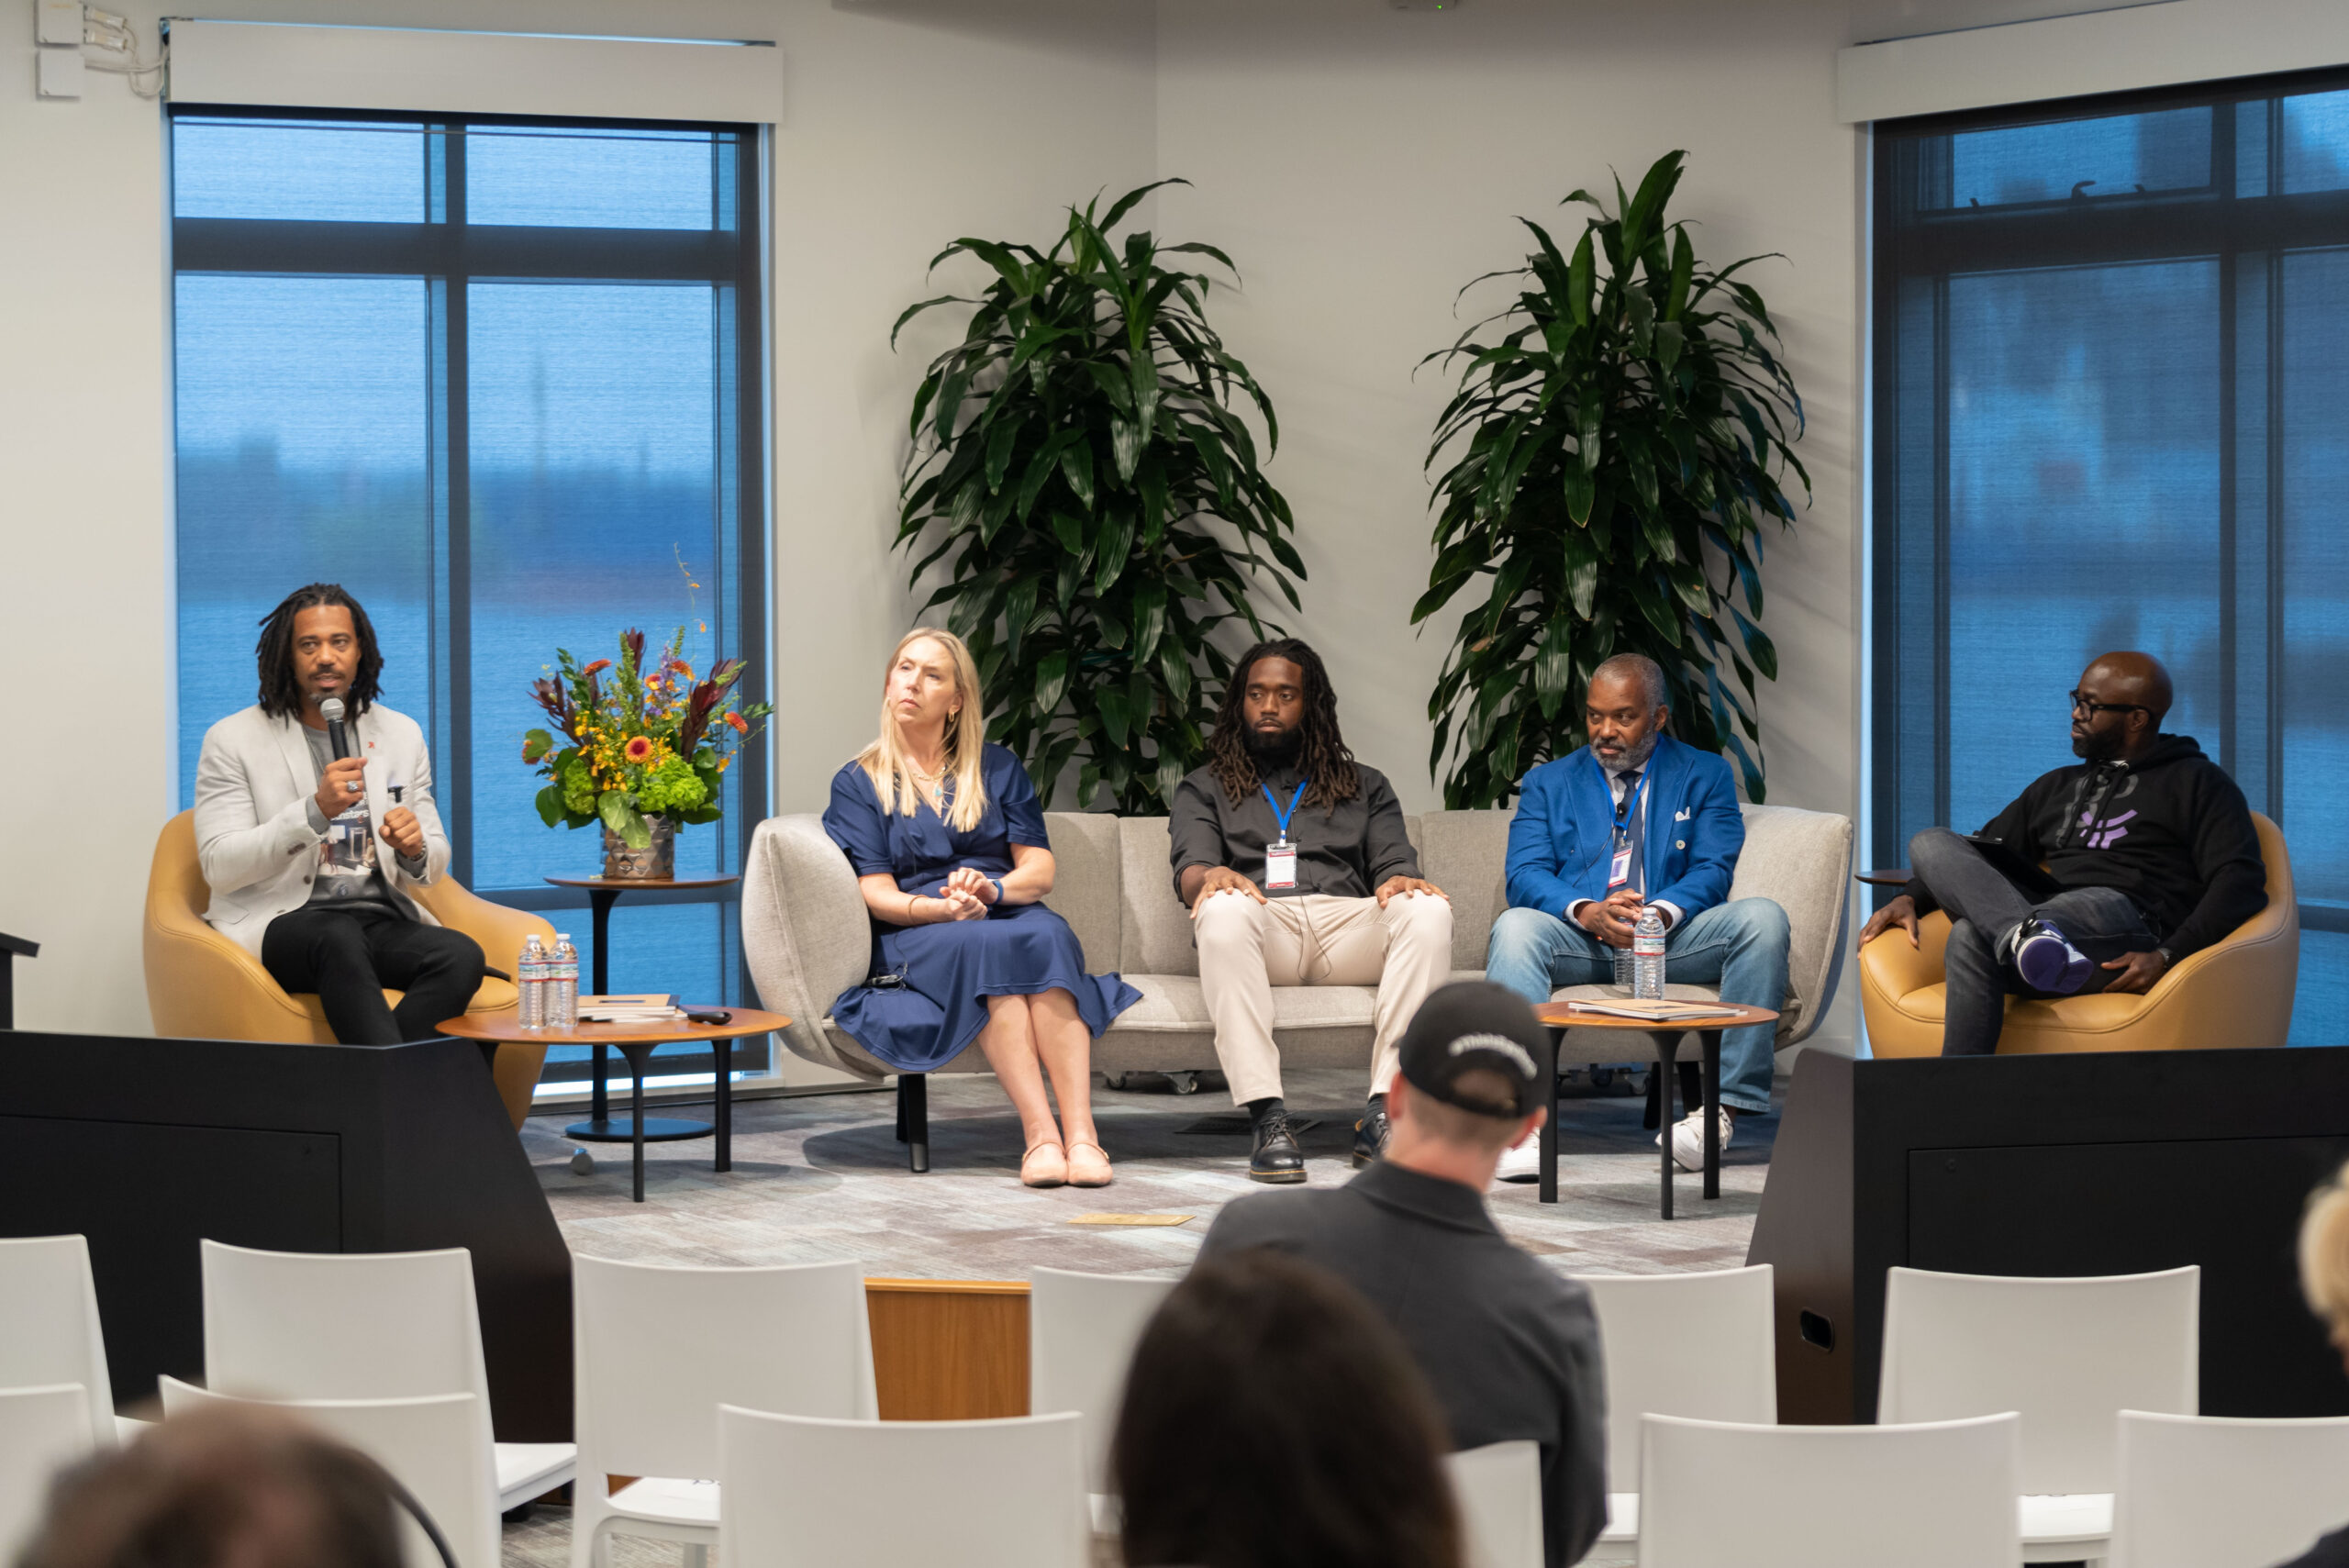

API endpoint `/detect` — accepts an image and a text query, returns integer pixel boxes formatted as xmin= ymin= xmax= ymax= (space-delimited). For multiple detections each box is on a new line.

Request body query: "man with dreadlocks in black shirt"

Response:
xmin=1861 ymin=650 xmax=2266 ymax=1056
xmin=1170 ymin=639 xmax=1453 ymax=1182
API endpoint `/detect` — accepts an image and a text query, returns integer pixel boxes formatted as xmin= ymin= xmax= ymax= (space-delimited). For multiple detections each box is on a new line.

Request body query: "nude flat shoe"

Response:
xmin=1065 ymin=1140 xmax=1114 ymax=1188
xmin=1021 ymin=1140 xmax=1068 ymax=1188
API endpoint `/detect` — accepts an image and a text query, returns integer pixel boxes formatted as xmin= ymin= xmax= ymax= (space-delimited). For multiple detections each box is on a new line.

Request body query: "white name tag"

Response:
xmin=1609 ymin=844 xmax=1633 ymax=889
xmin=1265 ymin=839 xmax=1298 ymax=890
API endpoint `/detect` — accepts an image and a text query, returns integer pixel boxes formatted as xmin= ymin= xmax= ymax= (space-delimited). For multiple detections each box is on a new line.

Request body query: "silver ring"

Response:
xmin=346 ymin=780 xmax=362 ymax=794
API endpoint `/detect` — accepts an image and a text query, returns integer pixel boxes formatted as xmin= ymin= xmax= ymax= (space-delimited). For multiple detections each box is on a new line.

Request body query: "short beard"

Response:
xmin=1596 ymin=729 xmax=1661 ymax=772
xmin=2072 ymin=729 xmax=2123 ymax=763
xmin=1245 ymin=724 xmax=1304 ymax=772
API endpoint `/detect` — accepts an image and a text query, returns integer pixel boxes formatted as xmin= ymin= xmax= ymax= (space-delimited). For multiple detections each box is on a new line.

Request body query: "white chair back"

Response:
xmin=1027 ymin=1266 xmax=1174 ymax=1495
xmin=159 ymin=1376 xmax=495 ymax=1568
xmin=2110 ymin=1409 xmax=2349 ymax=1568
xmin=719 ymin=1404 xmax=1087 ymax=1568
xmin=0 ymin=1237 xmax=118 ymax=1449
xmin=1575 ymin=1264 xmax=1776 ymax=1488
xmin=573 ymin=1254 xmax=874 ymax=1484
xmin=1879 ymin=1264 xmax=2199 ymax=1495
xmin=1639 ymin=1411 xmax=2021 ymax=1568
xmin=1445 ymin=1440 xmax=1543 ymax=1568
xmin=0 ymin=1384 xmax=98 ymax=1561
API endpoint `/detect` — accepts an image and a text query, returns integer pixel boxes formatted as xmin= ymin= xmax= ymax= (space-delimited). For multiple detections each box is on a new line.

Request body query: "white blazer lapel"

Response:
xmin=272 ymin=713 xmax=317 ymax=807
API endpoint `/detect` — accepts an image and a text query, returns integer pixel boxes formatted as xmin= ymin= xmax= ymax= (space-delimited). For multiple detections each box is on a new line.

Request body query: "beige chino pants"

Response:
xmin=1192 ymin=890 xmax=1455 ymax=1105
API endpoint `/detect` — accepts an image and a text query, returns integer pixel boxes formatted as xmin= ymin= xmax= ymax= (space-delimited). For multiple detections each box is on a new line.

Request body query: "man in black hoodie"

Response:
xmin=1861 ymin=651 xmax=2266 ymax=1057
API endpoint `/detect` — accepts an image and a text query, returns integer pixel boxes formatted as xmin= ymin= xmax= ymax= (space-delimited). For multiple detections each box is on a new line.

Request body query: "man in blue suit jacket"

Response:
xmin=1486 ymin=653 xmax=1790 ymax=1171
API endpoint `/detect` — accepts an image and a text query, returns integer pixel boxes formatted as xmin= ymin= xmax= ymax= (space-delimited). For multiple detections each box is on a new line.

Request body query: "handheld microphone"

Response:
xmin=319 ymin=696 xmax=351 ymax=762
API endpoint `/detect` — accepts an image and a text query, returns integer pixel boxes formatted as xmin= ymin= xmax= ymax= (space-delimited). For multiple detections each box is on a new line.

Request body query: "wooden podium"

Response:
xmin=1749 ymin=1048 xmax=2349 ymax=1424
xmin=0 ymin=1030 xmax=573 ymax=1440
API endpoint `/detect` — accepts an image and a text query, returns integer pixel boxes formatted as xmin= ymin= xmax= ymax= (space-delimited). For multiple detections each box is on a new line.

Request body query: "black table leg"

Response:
xmin=1701 ymin=1029 xmax=1722 ymax=1200
xmin=714 ymin=1036 xmax=733 ymax=1173
xmin=620 ymin=1040 xmax=651 ymax=1203
xmin=1540 ymin=1028 xmax=1562 ymax=1204
xmin=587 ymin=888 xmax=620 ymax=1124
xmin=1653 ymin=1029 xmax=1682 ymax=1219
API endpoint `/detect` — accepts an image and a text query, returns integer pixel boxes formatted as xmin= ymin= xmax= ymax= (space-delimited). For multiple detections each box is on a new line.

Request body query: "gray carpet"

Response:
xmin=502 ymin=1064 xmax=1781 ymax=1566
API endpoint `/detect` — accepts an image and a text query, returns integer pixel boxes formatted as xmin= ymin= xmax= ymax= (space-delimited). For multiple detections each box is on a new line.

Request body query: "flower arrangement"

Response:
xmin=523 ymin=628 xmax=772 ymax=849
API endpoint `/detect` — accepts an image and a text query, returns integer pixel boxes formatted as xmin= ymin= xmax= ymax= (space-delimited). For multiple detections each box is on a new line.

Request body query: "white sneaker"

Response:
xmin=1493 ymin=1140 xmax=1543 ymax=1184
xmin=1655 ymin=1107 xmax=1732 ymax=1173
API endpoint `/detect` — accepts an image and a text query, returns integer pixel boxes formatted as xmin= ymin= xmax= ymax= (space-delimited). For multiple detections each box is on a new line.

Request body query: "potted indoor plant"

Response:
xmin=1416 ymin=150 xmax=1809 ymax=807
xmin=523 ymin=628 xmax=771 ymax=879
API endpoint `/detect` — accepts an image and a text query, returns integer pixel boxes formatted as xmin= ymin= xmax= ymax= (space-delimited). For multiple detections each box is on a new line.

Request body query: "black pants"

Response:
xmin=261 ymin=906 xmax=486 ymax=1045
xmin=1908 ymin=827 xmax=2157 ymax=1058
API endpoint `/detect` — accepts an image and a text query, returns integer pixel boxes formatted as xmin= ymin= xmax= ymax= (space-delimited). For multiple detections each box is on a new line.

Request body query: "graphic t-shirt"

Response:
xmin=301 ymin=724 xmax=404 ymax=916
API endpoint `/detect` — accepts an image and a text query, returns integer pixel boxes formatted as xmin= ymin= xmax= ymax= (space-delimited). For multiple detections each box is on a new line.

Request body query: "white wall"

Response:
xmin=0 ymin=0 xmax=1157 ymax=1037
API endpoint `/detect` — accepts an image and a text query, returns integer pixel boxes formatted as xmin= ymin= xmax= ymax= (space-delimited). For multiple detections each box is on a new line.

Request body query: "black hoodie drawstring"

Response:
xmin=2063 ymin=760 xmax=2128 ymax=850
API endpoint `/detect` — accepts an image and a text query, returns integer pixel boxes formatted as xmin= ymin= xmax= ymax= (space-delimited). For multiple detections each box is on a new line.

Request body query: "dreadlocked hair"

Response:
xmin=255 ymin=584 xmax=384 ymax=721
xmin=1206 ymin=639 xmax=1361 ymax=813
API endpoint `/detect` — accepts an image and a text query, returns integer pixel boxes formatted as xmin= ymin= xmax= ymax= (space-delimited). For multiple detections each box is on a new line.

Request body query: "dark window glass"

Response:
xmin=1873 ymin=71 xmax=2349 ymax=1044
xmin=170 ymin=108 xmax=768 ymax=1088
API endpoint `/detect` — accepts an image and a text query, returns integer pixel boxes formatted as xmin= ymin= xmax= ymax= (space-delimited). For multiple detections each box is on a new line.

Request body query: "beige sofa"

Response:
xmin=743 ymin=805 xmax=1854 ymax=1166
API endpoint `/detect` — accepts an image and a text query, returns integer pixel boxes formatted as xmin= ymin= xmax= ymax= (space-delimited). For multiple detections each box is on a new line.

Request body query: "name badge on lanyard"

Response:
xmin=1608 ymin=773 xmax=1647 ymax=891
xmin=1262 ymin=779 xmax=1308 ymax=891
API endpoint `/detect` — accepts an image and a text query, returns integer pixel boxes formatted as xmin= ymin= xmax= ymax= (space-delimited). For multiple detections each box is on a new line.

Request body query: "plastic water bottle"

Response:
xmin=1612 ymin=941 xmax=1634 ymax=989
xmin=517 ymin=935 xmax=547 ymax=1029
xmin=551 ymin=934 xmax=579 ymax=1031
xmin=1632 ymin=906 xmax=1667 ymax=999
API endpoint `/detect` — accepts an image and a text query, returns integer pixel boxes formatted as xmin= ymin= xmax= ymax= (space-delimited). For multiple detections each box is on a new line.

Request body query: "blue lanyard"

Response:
xmin=1261 ymin=779 xmax=1309 ymax=842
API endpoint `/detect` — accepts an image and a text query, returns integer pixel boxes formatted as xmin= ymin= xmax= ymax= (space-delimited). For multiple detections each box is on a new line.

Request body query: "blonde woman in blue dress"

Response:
xmin=822 ymin=629 xmax=1141 ymax=1188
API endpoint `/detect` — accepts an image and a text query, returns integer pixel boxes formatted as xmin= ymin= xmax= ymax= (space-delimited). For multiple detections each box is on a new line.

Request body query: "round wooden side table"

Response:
xmin=1529 ymin=1002 xmax=1780 ymax=1218
xmin=439 ymin=1005 xmax=788 ymax=1202
xmin=542 ymin=874 xmax=741 ymax=1140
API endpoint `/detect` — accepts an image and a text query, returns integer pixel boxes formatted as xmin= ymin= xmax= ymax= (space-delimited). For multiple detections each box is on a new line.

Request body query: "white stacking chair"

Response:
xmin=0 ymin=1236 xmax=124 ymax=1447
xmin=1575 ymin=1263 xmax=1776 ymax=1548
xmin=199 ymin=1240 xmax=575 ymax=1513
xmin=1640 ymin=1411 xmax=2021 ymax=1568
xmin=570 ymin=1254 xmax=876 ymax=1568
xmin=1446 ymin=1440 xmax=1544 ymax=1568
xmin=1880 ymin=1264 xmax=2199 ymax=1564
xmin=0 ymin=1384 xmax=99 ymax=1561
xmin=719 ymin=1404 xmax=1086 ymax=1568
xmin=2110 ymin=1409 xmax=2349 ymax=1568
xmin=159 ymin=1376 xmax=495 ymax=1568
xmin=1026 ymin=1263 xmax=1174 ymax=1528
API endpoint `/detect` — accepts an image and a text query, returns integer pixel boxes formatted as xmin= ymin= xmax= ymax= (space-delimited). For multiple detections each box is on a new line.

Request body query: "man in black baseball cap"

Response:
xmin=1196 ymin=982 xmax=1608 ymax=1568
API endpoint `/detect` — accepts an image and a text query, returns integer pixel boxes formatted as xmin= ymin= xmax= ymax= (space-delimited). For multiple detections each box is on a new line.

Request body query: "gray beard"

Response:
xmin=1597 ymin=731 xmax=1660 ymax=773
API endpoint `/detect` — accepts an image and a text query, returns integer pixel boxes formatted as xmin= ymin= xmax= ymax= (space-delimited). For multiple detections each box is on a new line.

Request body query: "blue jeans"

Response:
xmin=1485 ymin=900 xmax=1792 ymax=1114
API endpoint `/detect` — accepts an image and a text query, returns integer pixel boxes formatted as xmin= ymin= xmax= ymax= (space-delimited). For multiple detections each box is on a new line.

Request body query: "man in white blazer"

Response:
xmin=193 ymin=584 xmax=484 ymax=1044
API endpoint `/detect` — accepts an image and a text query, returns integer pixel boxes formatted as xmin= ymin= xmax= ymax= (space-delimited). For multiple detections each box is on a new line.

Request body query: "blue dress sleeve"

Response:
xmin=822 ymin=763 xmax=896 ymax=875
xmin=989 ymin=745 xmax=1051 ymax=849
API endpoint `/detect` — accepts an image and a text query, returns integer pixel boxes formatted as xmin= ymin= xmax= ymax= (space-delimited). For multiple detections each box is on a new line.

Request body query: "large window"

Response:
xmin=1871 ymin=72 xmax=2349 ymax=1042
xmin=170 ymin=108 xmax=768 ymax=1087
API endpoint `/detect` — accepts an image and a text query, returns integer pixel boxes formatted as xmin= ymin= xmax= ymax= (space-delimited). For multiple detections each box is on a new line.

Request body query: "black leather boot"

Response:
xmin=1249 ymin=1109 xmax=1306 ymax=1184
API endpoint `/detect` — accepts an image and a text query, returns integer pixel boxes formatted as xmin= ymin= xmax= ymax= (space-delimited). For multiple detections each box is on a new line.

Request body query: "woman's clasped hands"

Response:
xmin=933 ymin=865 xmax=1001 ymax=920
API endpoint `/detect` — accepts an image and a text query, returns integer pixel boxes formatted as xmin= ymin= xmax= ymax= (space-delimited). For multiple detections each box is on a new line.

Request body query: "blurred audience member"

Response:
xmin=18 ymin=1404 xmax=403 ymax=1568
xmin=1114 ymin=1248 xmax=1462 ymax=1568
xmin=2277 ymin=1166 xmax=2349 ymax=1567
xmin=1197 ymin=982 xmax=1607 ymax=1567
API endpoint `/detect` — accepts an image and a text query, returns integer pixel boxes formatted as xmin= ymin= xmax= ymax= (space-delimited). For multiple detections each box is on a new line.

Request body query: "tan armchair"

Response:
xmin=1861 ymin=812 xmax=2298 ymax=1058
xmin=143 ymin=810 xmax=555 ymax=1128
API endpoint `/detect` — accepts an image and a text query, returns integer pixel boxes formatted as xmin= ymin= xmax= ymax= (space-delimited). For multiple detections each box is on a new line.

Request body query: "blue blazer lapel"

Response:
xmin=1639 ymin=736 xmax=1683 ymax=882
xmin=1575 ymin=751 xmax=1616 ymax=880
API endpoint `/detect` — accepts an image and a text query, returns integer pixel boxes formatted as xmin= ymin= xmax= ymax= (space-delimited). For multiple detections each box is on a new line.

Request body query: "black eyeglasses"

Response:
xmin=2069 ymin=690 xmax=2149 ymax=717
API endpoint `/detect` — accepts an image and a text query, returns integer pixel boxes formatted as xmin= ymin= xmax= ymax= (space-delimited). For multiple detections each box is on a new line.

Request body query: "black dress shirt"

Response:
xmin=1198 ymin=1161 xmax=1609 ymax=1568
xmin=2279 ymin=1524 xmax=2349 ymax=1568
xmin=1168 ymin=760 xmax=1419 ymax=901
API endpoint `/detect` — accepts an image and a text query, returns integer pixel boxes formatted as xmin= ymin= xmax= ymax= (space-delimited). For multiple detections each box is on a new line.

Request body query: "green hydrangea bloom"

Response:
xmin=637 ymin=755 xmax=709 ymax=816
xmin=558 ymin=753 xmax=598 ymax=815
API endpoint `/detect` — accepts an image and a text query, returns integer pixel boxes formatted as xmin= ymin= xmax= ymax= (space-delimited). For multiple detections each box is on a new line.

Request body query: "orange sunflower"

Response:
xmin=624 ymin=736 xmax=655 ymax=763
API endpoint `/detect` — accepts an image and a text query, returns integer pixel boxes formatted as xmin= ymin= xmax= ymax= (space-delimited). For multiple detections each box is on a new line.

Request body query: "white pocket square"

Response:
xmin=1675 ymin=808 xmax=1693 ymax=821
